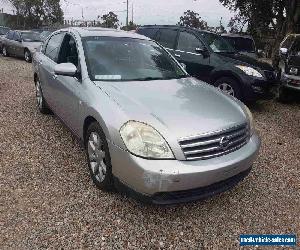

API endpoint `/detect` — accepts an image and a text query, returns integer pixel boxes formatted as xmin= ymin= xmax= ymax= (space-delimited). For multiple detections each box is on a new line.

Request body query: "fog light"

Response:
xmin=289 ymin=67 xmax=298 ymax=75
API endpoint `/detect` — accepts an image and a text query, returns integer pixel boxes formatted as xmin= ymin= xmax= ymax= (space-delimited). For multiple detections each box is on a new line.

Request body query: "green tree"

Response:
xmin=219 ymin=0 xmax=300 ymax=61
xmin=8 ymin=0 xmax=63 ymax=28
xmin=99 ymin=11 xmax=119 ymax=29
xmin=178 ymin=10 xmax=208 ymax=30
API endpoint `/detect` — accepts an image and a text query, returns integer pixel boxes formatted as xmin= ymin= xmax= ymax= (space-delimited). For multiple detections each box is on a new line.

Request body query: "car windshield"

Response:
xmin=40 ymin=31 xmax=52 ymax=41
xmin=200 ymin=32 xmax=236 ymax=53
xmin=223 ymin=36 xmax=255 ymax=53
xmin=82 ymin=37 xmax=187 ymax=81
xmin=0 ymin=27 xmax=9 ymax=35
xmin=21 ymin=32 xmax=41 ymax=42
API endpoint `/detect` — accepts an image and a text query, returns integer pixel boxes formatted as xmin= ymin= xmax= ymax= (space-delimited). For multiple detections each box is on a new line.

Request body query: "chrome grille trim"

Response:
xmin=179 ymin=124 xmax=249 ymax=161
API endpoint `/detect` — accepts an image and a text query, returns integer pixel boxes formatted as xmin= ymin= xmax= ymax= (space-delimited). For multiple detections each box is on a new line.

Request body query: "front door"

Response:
xmin=51 ymin=33 xmax=81 ymax=136
xmin=174 ymin=30 xmax=212 ymax=82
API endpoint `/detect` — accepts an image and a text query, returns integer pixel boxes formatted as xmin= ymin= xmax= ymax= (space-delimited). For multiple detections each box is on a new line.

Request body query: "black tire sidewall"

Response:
xmin=85 ymin=122 xmax=114 ymax=191
xmin=24 ymin=50 xmax=32 ymax=62
xmin=35 ymin=78 xmax=50 ymax=114
xmin=214 ymin=77 xmax=242 ymax=100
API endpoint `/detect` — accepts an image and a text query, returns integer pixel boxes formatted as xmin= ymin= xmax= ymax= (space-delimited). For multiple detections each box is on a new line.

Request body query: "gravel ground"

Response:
xmin=0 ymin=55 xmax=299 ymax=249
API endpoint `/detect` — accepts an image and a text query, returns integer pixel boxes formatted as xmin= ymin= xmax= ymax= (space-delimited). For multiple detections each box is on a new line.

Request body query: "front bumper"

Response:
xmin=109 ymin=132 xmax=261 ymax=203
xmin=281 ymin=74 xmax=300 ymax=91
xmin=242 ymin=76 xmax=279 ymax=101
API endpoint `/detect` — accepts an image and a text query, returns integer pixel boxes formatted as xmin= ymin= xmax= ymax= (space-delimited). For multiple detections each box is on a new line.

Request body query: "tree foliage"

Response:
xmin=219 ymin=0 xmax=300 ymax=59
xmin=178 ymin=10 xmax=208 ymax=30
xmin=7 ymin=0 xmax=63 ymax=28
xmin=99 ymin=11 xmax=119 ymax=29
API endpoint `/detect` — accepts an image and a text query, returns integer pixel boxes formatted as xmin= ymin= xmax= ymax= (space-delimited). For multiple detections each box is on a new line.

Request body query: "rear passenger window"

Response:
xmin=177 ymin=31 xmax=203 ymax=53
xmin=45 ymin=33 xmax=65 ymax=62
xmin=138 ymin=28 xmax=158 ymax=39
xmin=6 ymin=31 xmax=14 ymax=40
xmin=157 ymin=29 xmax=177 ymax=49
xmin=13 ymin=32 xmax=21 ymax=41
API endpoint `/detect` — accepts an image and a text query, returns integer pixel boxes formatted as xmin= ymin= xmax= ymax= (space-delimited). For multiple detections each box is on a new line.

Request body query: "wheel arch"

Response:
xmin=210 ymin=70 xmax=243 ymax=85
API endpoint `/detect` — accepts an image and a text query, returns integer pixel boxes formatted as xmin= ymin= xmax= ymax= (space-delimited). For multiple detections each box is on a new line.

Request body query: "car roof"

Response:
xmin=221 ymin=33 xmax=254 ymax=39
xmin=138 ymin=25 xmax=216 ymax=35
xmin=59 ymin=27 xmax=150 ymax=40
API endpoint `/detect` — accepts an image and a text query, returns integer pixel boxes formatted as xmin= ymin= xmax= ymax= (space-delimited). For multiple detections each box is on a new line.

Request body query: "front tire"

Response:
xmin=86 ymin=122 xmax=114 ymax=191
xmin=35 ymin=78 xmax=51 ymax=114
xmin=214 ymin=77 xmax=242 ymax=100
xmin=24 ymin=49 xmax=32 ymax=63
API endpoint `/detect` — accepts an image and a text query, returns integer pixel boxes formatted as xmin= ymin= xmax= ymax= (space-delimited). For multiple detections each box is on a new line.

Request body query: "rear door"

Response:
xmin=174 ymin=30 xmax=211 ymax=81
xmin=13 ymin=32 xmax=23 ymax=57
xmin=38 ymin=32 xmax=66 ymax=110
xmin=155 ymin=28 xmax=178 ymax=56
xmin=5 ymin=31 xmax=14 ymax=54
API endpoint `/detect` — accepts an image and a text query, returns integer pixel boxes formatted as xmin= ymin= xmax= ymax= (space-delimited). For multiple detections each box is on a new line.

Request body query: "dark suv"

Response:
xmin=136 ymin=25 xmax=278 ymax=102
xmin=277 ymin=34 xmax=300 ymax=102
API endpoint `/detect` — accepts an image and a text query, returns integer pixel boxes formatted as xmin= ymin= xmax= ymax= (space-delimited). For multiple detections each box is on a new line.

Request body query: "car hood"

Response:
xmin=95 ymin=77 xmax=247 ymax=138
xmin=218 ymin=52 xmax=274 ymax=71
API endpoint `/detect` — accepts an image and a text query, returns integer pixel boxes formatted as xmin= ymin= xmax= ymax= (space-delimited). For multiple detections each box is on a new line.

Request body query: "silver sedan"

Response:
xmin=32 ymin=27 xmax=261 ymax=204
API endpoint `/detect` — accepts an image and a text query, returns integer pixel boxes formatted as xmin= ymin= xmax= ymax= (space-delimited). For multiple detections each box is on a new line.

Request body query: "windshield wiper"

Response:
xmin=134 ymin=77 xmax=164 ymax=81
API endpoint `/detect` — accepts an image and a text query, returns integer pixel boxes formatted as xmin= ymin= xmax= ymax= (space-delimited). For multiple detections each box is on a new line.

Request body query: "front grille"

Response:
xmin=179 ymin=124 xmax=249 ymax=161
xmin=264 ymin=70 xmax=277 ymax=80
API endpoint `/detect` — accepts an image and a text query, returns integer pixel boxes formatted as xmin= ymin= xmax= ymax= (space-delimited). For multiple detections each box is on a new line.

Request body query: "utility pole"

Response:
xmin=132 ymin=3 xmax=133 ymax=23
xmin=126 ymin=0 xmax=129 ymax=29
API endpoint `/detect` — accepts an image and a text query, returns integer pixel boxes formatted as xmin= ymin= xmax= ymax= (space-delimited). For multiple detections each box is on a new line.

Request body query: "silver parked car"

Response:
xmin=2 ymin=30 xmax=42 ymax=62
xmin=33 ymin=27 xmax=261 ymax=204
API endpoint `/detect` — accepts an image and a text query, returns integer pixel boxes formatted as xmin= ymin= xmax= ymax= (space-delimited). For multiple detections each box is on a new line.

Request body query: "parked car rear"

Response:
xmin=137 ymin=25 xmax=278 ymax=102
xmin=277 ymin=34 xmax=300 ymax=102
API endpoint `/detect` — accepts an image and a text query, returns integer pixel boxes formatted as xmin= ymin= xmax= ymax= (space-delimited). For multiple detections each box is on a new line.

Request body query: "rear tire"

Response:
xmin=85 ymin=122 xmax=114 ymax=191
xmin=2 ymin=46 xmax=9 ymax=57
xmin=277 ymin=86 xmax=293 ymax=103
xmin=214 ymin=77 xmax=242 ymax=100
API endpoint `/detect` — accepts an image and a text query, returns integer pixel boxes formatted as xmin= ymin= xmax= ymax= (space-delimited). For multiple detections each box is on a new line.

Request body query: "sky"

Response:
xmin=1 ymin=0 xmax=235 ymax=28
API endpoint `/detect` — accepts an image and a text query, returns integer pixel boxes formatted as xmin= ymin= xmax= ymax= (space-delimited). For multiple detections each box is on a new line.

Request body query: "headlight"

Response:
xmin=244 ymin=105 xmax=254 ymax=135
xmin=236 ymin=65 xmax=263 ymax=78
xmin=120 ymin=121 xmax=174 ymax=159
xmin=289 ymin=67 xmax=298 ymax=75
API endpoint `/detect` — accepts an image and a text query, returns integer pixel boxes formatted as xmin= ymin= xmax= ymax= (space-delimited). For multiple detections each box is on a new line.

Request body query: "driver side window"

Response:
xmin=58 ymin=34 xmax=79 ymax=67
xmin=177 ymin=31 xmax=204 ymax=53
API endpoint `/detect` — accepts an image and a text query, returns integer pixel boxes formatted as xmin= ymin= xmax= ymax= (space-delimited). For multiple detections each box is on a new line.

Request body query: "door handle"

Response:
xmin=175 ymin=54 xmax=181 ymax=58
xmin=52 ymin=74 xmax=58 ymax=80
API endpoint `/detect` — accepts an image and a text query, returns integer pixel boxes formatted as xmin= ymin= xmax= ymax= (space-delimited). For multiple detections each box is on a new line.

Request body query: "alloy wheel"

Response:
xmin=35 ymin=80 xmax=43 ymax=108
xmin=2 ymin=47 xmax=7 ymax=56
xmin=25 ymin=51 xmax=31 ymax=62
xmin=218 ymin=83 xmax=235 ymax=97
xmin=88 ymin=132 xmax=107 ymax=183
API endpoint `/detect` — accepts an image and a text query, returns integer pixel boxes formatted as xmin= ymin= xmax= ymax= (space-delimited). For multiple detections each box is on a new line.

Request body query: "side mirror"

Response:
xmin=195 ymin=47 xmax=209 ymax=57
xmin=54 ymin=63 xmax=77 ymax=77
xmin=180 ymin=63 xmax=187 ymax=70
xmin=280 ymin=48 xmax=288 ymax=55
